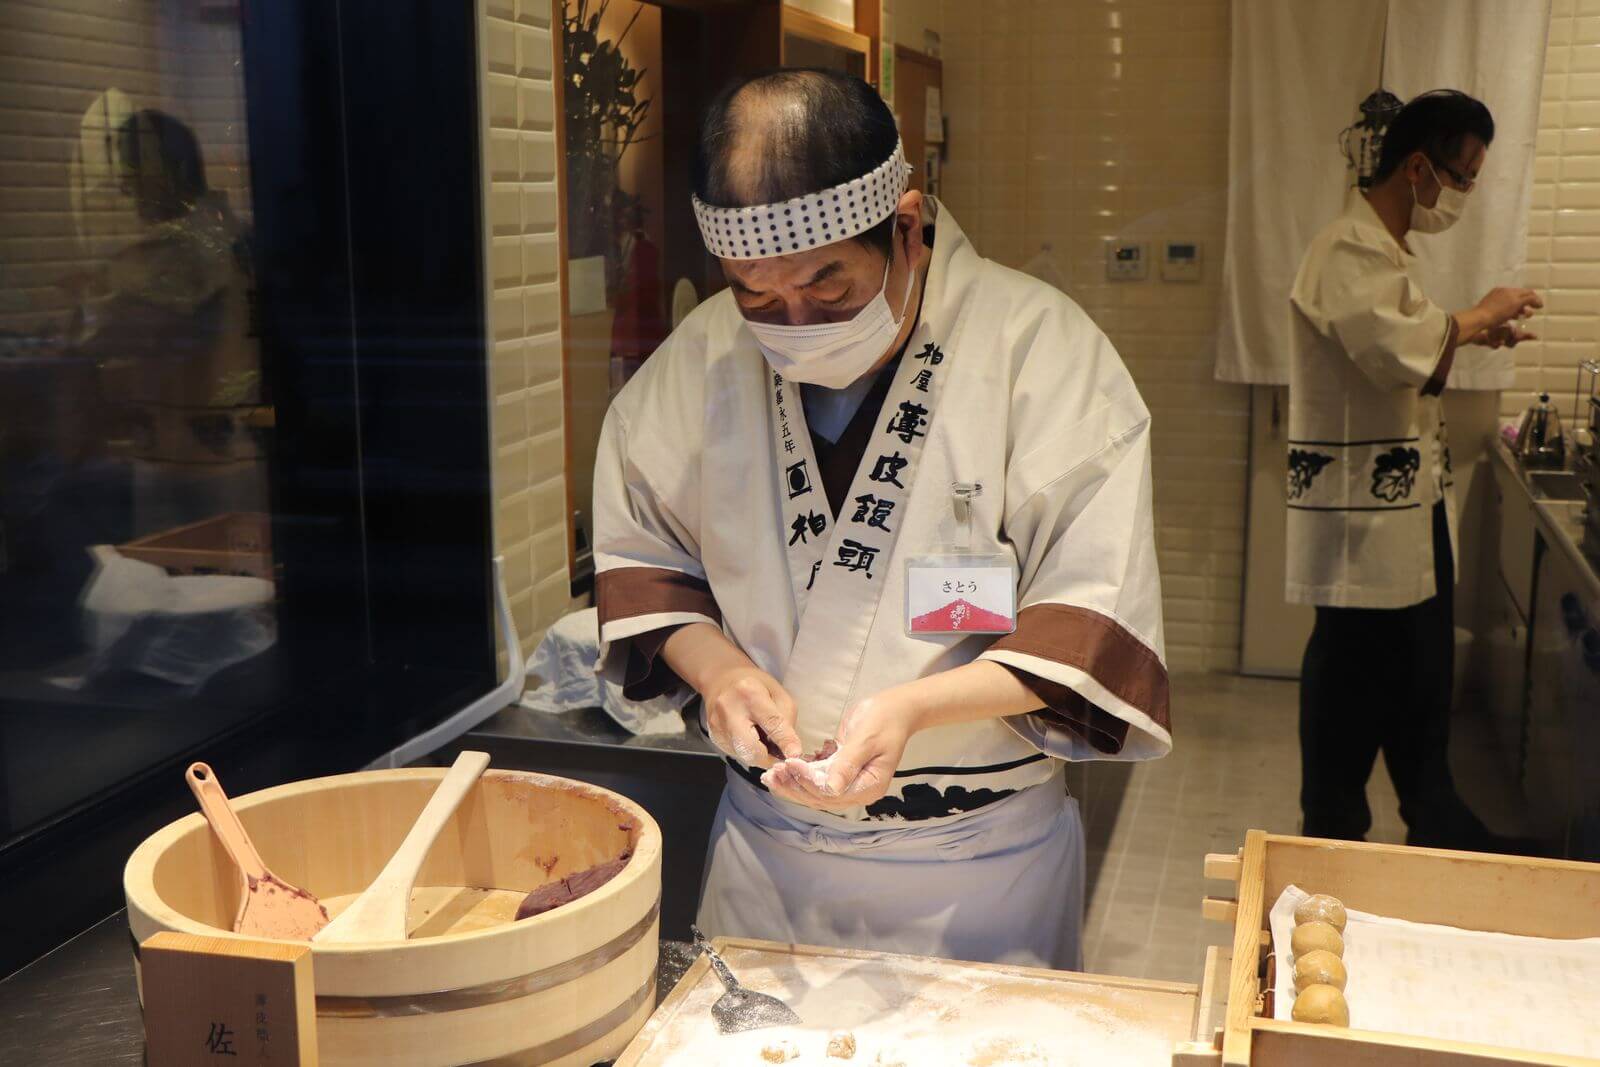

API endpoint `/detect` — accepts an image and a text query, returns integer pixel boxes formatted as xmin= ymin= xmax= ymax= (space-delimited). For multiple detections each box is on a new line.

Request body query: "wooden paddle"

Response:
xmin=186 ymin=763 xmax=329 ymax=940
xmin=314 ymin=750 xmax=491 ymax=943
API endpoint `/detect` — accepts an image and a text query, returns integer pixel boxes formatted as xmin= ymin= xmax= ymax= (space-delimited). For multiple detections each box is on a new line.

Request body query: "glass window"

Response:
xmin=0 ymin=5 xmax=273 ymax=844
xmin=0 ymin=1 xmax=494 ymax=865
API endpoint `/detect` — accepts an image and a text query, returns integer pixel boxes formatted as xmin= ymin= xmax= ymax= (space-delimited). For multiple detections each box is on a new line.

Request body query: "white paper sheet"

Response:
xmin=1271 ymin=884 xmax=1600 ymax=1059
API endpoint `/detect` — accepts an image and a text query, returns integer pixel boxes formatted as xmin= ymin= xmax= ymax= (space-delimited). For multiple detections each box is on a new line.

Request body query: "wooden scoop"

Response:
xmin=186 ymin=762 xmax=329 ymax=940
xmin=315 ymin=750 xmax=491 ymax=943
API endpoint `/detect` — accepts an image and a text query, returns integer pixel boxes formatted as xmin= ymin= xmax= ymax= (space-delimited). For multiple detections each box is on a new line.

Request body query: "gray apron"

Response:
xmin=696 ymin=766 xmax=1085 ymax=970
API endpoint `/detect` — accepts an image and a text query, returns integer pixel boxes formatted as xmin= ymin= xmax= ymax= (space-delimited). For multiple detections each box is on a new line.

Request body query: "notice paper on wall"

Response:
xmin=924 ymin=86 xmax=943 ymax=144
xmin=1270 ymin=884 xmax=1600 ymax=1059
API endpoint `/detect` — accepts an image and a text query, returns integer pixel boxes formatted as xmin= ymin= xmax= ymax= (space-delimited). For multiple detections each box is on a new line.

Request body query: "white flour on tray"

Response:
xmin=640 ymin=950 xmax=1180 ymax=1066
xmin=1270 ymin=883 xmax=1600 ymax=1059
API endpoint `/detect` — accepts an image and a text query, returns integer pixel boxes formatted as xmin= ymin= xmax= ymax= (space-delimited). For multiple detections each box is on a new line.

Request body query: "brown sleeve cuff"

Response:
xmin=620 ymin=626 xmax=688 ymax=702
xmin=1422 ymin=316 xmax=1458 ymax=397
xmin=596 ymin=566 xmax=722 ymax=627
xmin=1001 ymin=665 xmax=1132 ymax=755
xmin=989 ymin=603 xmax=1172 ymax=752
xmin=597 ymin=567 xmax=721 ymax=702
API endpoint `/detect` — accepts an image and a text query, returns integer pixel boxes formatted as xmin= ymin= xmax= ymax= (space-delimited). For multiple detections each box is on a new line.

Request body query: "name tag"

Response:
xmin=905 ymin=554 xmax=1017 ymax=635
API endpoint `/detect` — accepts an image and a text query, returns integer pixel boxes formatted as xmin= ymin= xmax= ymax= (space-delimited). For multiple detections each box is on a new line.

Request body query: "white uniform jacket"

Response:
xmin=593 ymin=203 xmax=1172 ymax=826
xmin=1287 ymin=191 xmax=1457 ymax=610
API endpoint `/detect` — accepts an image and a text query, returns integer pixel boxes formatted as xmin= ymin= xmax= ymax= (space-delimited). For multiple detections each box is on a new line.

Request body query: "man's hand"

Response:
xmin=703 ymin=666 xmax=802 ymax=769
xmin=762 ymin=693 xmax=915 ymax=810
xmin=1454 ymin=288 xmax=1542 ymax=361
xmin=1475 ymin=322 xmax=1537 ymax=349
xmin=759 ymin=661 xmax=1047 ymax=811
xmin=660 ymin=622 xmax=802 ymax=769
xmin=1476 ymin=287 xmax=1543 ymax=328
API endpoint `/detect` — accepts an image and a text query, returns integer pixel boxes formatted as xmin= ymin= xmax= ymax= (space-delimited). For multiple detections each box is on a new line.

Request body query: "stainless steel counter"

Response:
xmin=0 ymin=909 xmax=697 ymax=1065
xmin=1490 ymin=438 xmax=1600 ymax=606
xmin=1485 ymin=438 xmax=1600 ymax=859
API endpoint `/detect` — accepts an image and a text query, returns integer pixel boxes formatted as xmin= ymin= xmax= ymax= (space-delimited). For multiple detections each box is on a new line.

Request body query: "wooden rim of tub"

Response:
xmin=124 ymin=767 xmax=663 ymax=997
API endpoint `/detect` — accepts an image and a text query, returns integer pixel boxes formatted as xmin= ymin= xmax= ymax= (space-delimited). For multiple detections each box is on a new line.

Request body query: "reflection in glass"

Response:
xmin=0 ymin=3 xmax=270 ymax=844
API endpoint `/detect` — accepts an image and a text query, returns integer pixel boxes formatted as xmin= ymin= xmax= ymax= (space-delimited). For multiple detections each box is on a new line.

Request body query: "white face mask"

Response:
xmin=745 ymin=248 xmax=917 ymax=389
xmin=1410 ymin=159 xmax=1468 ymax=234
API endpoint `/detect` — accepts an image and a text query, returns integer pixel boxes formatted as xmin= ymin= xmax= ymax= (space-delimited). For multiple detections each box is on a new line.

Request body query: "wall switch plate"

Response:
xmin=1161 ymin=240 xmax=1203 ymax=282
xmin=1106 ymin=240 xmax=1148 ymax=281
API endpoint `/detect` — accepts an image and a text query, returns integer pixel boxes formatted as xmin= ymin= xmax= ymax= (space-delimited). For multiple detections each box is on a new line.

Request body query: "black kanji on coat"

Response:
xmin=869 ymin=451 xmax=909 ymax=488
xmin=834 ymin=539 xmax=880 ymax=578
xmin=789 ymin=510 xmax=827 ymax=545
xmin=851 ymin=493 xmax=895 ymax=532
xmin=913 ymin=341 xmax=944 ymax=365
xmin=886 ymin=401 xmax=929 ymax=444
xmin=909 ymin=368 xmax=933 ymax=392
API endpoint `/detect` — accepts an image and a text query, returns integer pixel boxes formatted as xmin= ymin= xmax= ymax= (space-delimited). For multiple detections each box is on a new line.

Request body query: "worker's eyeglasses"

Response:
xmin=1434 ymin=160 xmax=1477 ymax=193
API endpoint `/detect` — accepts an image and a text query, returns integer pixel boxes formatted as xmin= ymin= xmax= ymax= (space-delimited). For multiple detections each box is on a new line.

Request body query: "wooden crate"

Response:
xmin=119 ymin=511 xmax=273 ymax=580
xmin=619 ymin=937 xmax=1210 ymax=1066
xmin=1189 ymin=830 xmax=1600 ymax=1066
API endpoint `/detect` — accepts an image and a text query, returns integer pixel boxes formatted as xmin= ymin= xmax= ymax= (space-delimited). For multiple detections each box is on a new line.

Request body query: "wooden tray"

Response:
xmin=1193 ymin=831 xmax=1600 ymax=1067
xmin=119 ymin=511 xmax=273 ymax=580
xmin=617 ymin=938 xmax=1204 ymax=1066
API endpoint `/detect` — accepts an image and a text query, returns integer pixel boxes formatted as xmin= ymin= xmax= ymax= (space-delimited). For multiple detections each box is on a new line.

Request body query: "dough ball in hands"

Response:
xmin=1291 ymin=983 xmax=1350 ymax=1026
xmin=1292 ymin=948 xmax=1348 ymax=992
xmin=1294 ymin=894 xmax=1348 ymax=932
xmin=1290 ymin=920 xmax=1344 ymax=959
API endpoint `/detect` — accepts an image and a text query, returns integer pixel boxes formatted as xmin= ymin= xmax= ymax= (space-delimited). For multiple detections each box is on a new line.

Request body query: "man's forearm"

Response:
xmin=890 ymin=660 xmax=1046 ymax=733
xmin=1453 ymin=303 xmax=1502 ymax=344
xmin=660 ymin=621 xmax=753 ymax=695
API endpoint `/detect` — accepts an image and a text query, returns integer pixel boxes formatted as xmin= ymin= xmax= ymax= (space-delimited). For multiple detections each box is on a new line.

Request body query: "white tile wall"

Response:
xmin=480 ymin=0 xmax=572 ymax=664
xmin=1521 ymin=0 xmax=1600 ymax=422
xmin=938 ymin=0 xmax=1245 ymax=673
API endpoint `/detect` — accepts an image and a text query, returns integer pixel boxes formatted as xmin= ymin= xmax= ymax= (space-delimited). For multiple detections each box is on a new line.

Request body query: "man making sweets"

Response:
xmin=593 ymin=69 xmax=1172 ymax=969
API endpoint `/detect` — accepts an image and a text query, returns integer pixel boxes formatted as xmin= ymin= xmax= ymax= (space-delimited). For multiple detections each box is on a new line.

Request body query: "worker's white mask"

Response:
xmin=745 ymin=250 xmax=916 ymax=389
xmin=1410 ymin=159 xmax=1468 ymax=234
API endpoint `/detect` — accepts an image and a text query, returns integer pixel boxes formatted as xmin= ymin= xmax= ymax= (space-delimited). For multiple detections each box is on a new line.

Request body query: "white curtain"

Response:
xmin=1385 ymin=2 xmax=1550 ymax=390
xmin=1216 ymin=0 xmax=1386 ymax=386
xmin=1215 ymin=0 xmax=1551 ymax=390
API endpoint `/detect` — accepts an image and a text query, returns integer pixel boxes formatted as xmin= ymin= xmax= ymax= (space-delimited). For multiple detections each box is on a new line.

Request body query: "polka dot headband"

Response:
xmin=692 ymin=141 xmax=914 ymax=259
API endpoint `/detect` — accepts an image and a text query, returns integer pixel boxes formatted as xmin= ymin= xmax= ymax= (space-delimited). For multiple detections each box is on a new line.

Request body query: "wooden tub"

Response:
xmin=125 ymin=767 xmax=662 ymax=1066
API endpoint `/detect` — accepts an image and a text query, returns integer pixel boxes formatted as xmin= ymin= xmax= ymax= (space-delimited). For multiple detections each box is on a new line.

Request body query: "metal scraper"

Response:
xmin=692 ymin=925 xmax=802 ymax=1034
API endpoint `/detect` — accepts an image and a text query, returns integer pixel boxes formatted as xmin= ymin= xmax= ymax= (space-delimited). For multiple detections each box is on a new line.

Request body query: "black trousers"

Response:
xmin=1299 ymin=502 xmax=1485 ymax=847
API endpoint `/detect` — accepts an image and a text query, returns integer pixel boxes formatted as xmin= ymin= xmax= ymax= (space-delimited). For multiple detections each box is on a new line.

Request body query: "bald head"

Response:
xmin=694 ymin=68 xmax=900 ymax=255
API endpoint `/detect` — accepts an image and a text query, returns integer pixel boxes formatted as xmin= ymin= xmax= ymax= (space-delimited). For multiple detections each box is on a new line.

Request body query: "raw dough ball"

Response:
xmin=827 ymin=1030 xmax=857 ymax=1059
xmin=1292 ymin=948 xmax=1348 ymax=992
xmin=1290 ymin=920 xmax=1344 ymax=959
xmin=1291 ymin=983 xmax=1349 ymax=1026
xmin=1294 ymin=893 xmax=1348 ymax=932
xmin=761 ymin=1039 xmax=800 ymax=1063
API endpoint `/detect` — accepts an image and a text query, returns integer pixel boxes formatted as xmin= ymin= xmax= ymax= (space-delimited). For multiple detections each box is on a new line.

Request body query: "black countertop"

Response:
xmin=0 ymin=702 xmax=720 ymax=1064
xmin=0 ymin=909 xmax=698 ymax=1065
xmin=468 ymin=699 xmax=720 ymax=757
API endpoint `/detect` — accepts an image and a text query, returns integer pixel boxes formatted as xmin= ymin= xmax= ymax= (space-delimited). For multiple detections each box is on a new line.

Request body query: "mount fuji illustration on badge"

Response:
xmin=911 ymin=598 xmax=1014 ymax=633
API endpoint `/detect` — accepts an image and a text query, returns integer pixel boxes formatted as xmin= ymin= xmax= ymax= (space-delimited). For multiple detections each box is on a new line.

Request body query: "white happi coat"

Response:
xmin=593 ymin=203 xmax=1169 ymax=966
xmin=1287 ymin=191 xmax=1457 ymax=610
